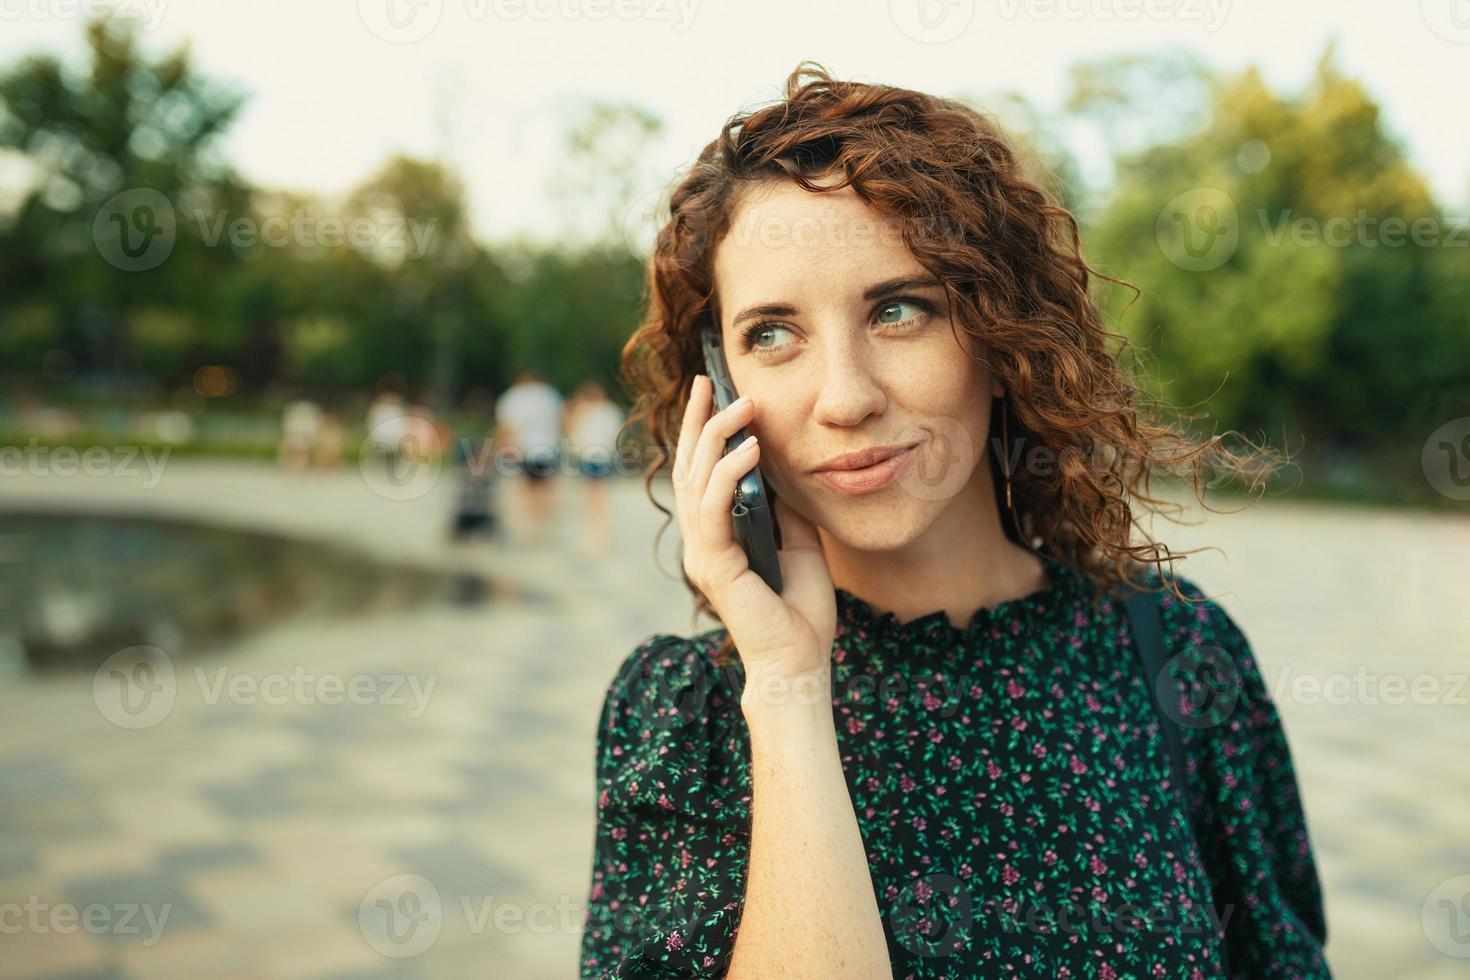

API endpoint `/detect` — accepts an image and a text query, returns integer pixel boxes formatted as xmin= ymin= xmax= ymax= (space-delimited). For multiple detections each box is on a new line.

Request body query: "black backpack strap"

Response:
xmin=1123 ymin=586 xmax=1231 ymax=971
xmin=1122 ymin=588 xmax=1190 ymax=813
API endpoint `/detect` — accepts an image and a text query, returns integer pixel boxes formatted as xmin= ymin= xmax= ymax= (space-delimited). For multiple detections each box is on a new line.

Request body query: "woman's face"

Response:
xmin=711 ymin=178 xmax=1002 ymax=552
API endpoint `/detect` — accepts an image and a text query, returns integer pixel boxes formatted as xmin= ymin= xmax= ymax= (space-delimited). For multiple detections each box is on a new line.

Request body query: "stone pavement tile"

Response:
xmin=467 ymin=795 xmax=584 ymax=904
xmin=1326 ymin=889 xmax=1438 ymax=979
xmin=0 ymin=829 xmax=38 ymax=876
xmin=186 ymin=864 xmax=341 ymax=939
xmin=0 ymin=753 xmax=90 ymax=800
xmin=251 ymin=826 xmax=406 ymax=908
xmin=335 ymin=812 xmax=446 ymax=851
xmin=60 ymin=869 xmax=210 ymax=940
xmin=152 ymin=726 xmax=309 ymax=780
xmin=386 ymin=839 xmax=527 ymax=905
xmin=0 ymin=916 xmax=112 ymax=980
xmin=5 ymin=796 xmax=116 ymax=842
xmin=154 ymin=842 xmax=263 ymax=877
xmin=338 ymin=750 xmax=463 ymax=803
xmin=252 ymin=920 xmax=387 ymax=980
xmin=199 ymin=776 xmax=307 ymax=822
xmin=38 ymin=835 xmax=155 ymax=880
xmin=103 ymin=786 xmax=234 ymax=846
xmin=490 ymin=915 xmax=584 ymax=980
xmin=424 ymin=757 xmax=549 ymax=815
xmin=112 ymin=923 xmax=267 ymax=980
xmin=407 ymin=916 xmax=563 ymax=980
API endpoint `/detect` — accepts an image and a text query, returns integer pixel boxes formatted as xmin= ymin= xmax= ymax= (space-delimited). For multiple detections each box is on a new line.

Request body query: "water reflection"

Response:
xmin=0 ymin=511 xmax=504 ymax=675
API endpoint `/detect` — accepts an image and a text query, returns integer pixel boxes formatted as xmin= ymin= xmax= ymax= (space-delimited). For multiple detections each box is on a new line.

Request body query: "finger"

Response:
xmin=672 ymin=375 xmax=710 ymax=490
xmin=698 ymin=433 xmax=760 ymax=558
xmin=686 ymin=395 xmax=754 ymax=510
xmin=671 ymin=375 xmax=711 ymax=539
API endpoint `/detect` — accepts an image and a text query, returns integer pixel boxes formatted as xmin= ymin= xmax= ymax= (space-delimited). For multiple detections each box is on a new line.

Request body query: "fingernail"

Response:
xmin=739 ymin=435 xmax=757 ymax=450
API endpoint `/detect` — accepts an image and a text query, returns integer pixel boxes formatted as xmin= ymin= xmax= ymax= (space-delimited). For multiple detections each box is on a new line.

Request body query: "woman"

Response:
xmin=579 ymin=63 xmax=1329 ymax=979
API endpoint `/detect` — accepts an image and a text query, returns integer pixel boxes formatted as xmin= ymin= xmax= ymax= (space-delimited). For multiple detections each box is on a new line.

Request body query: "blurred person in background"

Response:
xmin=312 ymin=409 xmax=346 ymax=470
xmin=449 ymin=399 xmax=500 ymax=547
xmin=400 ymin=397 xmax=444 ymax=463
xmin=365 ymin=388 xmax=408 ymax=476
xmin=564 ymin=379 xmax=626 ymax=560
xmin=277 ymin=395 xmax=322 ymax=471
xmin=494 ymin=369 xmax=564 ymax=547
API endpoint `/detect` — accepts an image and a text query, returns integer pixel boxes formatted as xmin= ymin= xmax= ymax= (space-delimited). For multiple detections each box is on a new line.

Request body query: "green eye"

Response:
xmin=877 ymin=301 xmax=924 ymax=325
xmin=741 ymin=323 xmax=793 ymax=351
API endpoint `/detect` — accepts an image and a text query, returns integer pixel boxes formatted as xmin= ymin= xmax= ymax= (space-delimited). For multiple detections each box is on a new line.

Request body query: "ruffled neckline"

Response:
xmin=833 ymin=551 xmax=1087 ymax=642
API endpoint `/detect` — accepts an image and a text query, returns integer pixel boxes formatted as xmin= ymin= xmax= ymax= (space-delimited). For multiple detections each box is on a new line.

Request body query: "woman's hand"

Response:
xmin=672 ymin=374 xmax=836 ymax=707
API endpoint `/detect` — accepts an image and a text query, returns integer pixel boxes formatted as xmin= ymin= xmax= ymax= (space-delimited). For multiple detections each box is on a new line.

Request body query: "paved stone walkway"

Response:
xmin=0 ymin=459 xmax=1466 ymax=978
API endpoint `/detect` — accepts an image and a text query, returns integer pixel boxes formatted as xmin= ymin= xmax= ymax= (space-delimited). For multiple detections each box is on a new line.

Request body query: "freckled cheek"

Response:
xmin=745 ymin=403 xmax=804 ymax=491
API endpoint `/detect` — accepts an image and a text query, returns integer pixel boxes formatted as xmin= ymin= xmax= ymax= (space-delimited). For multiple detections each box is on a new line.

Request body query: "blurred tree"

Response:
xmin=0 ymin=14 xmax=248 ymax=383
xmin=1078 ymin=42 xmax=1451 ymax=477
xmin=549 ymin=97 xmax=665 ymax=250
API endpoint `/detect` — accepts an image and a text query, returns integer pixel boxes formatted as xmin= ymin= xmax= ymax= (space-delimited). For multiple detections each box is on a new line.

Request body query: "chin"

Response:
xmin=813 ymin=498 xmax=932 ymax=552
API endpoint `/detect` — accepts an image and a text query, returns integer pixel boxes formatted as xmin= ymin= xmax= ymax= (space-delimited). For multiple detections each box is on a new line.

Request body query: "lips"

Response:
xmin=812 ymin=442 xmax=922 ymax=473
xmin=812 ymin=442 xmax=921 ymax=496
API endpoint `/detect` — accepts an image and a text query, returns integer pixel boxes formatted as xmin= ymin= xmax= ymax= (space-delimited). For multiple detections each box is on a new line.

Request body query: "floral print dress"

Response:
xmin=579 ymin=552 xmax=1330 ymax=978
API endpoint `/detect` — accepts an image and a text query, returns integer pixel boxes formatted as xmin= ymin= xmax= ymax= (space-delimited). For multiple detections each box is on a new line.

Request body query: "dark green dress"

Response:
xmin=579 ymin=553 xmax=1330 ymax=978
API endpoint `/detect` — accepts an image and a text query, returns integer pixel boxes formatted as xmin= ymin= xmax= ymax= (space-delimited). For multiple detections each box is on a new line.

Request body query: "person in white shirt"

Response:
xmin=365 ymin=389 xmax=409 ymax=477
xmin=279 ymin=397 xmax=322 ymax=471
xmin=565 ymin=379 xmax=627 ymax=560
xmin=494 ymin=369 xmax=565 ymax=546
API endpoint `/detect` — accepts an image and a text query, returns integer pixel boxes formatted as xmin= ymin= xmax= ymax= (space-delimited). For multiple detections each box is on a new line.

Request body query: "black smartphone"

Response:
xmin=699 ymin=323 xmax=783 ymax=595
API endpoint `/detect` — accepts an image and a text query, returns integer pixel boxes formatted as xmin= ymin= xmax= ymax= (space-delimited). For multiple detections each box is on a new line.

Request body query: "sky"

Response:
xmin=0 ymin=0 xmax=1466 ymax=244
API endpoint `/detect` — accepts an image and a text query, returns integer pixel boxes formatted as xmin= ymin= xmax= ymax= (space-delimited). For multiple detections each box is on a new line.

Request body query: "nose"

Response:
xmin=810 ymin=326 xmax=887 ymax=427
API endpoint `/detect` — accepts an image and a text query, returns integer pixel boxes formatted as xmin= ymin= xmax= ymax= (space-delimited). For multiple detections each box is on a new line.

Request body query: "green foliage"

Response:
xmin=1 ymin=20 xmax=1464 ymax=506
xmin=1079 ymin=42 xmax=1463 ymax=484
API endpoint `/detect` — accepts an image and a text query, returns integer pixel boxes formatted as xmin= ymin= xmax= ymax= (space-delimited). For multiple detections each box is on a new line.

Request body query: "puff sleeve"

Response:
xmin=1162 ymin=578 xmax=1332 ymax=979
xmin=578 ymin=633 xmax=754 ymax=978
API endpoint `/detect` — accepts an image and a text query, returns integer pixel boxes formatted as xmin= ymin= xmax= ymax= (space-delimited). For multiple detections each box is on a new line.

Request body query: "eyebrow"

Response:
xmin=728 ymin=276 xmax=944 ymax=329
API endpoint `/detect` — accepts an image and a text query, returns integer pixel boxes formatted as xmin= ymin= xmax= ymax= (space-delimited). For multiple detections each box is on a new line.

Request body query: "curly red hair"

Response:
xmin=618 ymin=62 xmax=1281 ymax=667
